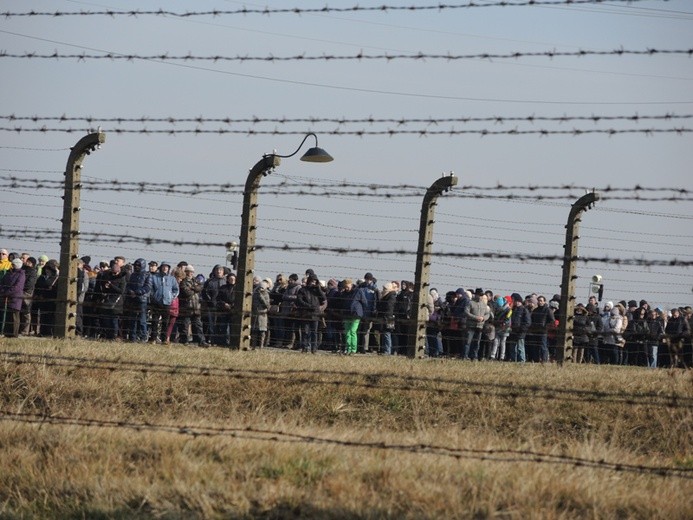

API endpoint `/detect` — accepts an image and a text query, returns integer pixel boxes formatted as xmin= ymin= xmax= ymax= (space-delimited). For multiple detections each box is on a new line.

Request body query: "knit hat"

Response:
xmin=39 ymin=255 xmax=49 ymax=262
xmin=184 ymin=265 xmax=195 ymax=272
xmin=605 ymin=301 xmax=613 ymax=310
xmin=628 ymin=300 xmax=638 ymax=308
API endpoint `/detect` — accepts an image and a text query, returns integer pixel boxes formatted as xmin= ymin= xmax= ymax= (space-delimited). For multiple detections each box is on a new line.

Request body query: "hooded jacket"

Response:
xmin=150 ymin=261 xmax=179 ymax=306
xmin=125 ymin=258 xmax=152 ymax=303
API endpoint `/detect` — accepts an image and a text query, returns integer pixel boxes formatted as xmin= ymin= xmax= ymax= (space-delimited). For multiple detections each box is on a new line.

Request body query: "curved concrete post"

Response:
xmin=556 ymin=191 xmax=600 ymax=365
xmin=55 ymin=132 xmax=106 ymax=339
xmin=408 ymin=173 xmax=458 ymax=358
xmin=229 ymin=154 xmax=281 ymax=350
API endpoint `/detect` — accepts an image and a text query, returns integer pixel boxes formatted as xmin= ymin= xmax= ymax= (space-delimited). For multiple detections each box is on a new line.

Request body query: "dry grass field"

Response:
xmin=0 ymin=337 xmax=691 ymax=519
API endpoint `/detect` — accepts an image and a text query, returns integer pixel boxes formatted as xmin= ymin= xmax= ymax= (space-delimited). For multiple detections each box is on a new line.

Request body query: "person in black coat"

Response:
xmin=294 ymin=274 xmax=326 ymax=353
xmin=663 ymin=307 xmax=691 ymax=368
xmin=507 ymin=293 xmax=531 ymax=362
xmin=376 ymin=282 xmax=398 ymax=355
xmin=584 ymin=303 xmax=604 ymax=364
xmin=33 ymin=259 xmax=59 ymax=337
xmin=20 ymin=257 xmax=38 ymax=335
xmin=215 ymin=272 xmax=236 ymax=347
xmin=98 ymin=260 xmax=127 ymax=340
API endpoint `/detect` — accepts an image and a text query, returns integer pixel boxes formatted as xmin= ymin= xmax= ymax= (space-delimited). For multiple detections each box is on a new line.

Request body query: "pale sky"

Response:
xmin=1 ymin=0 xmax=691 ymax=309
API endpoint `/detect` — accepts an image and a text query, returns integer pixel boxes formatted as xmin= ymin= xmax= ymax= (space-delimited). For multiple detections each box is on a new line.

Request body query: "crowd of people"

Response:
xmin=0 ymin=248 xmax=691 ymax=368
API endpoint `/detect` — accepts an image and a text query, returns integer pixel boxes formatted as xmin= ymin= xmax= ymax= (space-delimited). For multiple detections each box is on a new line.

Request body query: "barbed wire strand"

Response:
xmin=3 ymin=113 xmax=692 ymax=125
xmin=0 ymin=1 xmax=670 ymax=18
xmin=0 ymin=126 xmax=691 ymax=137
xmin=2 ymin=351 xmax=690 ymax=407
xmin=0 ymin=410 xmax=689 ymax=479
xmin=2 ymin=49 xmax=692 ymax=63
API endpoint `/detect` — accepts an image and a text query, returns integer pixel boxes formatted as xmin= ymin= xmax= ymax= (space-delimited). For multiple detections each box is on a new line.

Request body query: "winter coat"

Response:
xmin=509 ymin=304 xmax=531 ymax=339
xmin=295 ymin=284 xmax=327 ymax=321
xmin=395 ymin=290 xmax=414 ymax=320
xmin=465 ymin=298 xmax=491 ymax=329
xmin=573 ymin=312 xmax=590 ymax=346
xmin=604 ymin=314 xmax=623 ymax=346
xmin=586 ymin=313 xmax=603 ymax=347
xmin=21 ymin=265 xmax=38 ymax=296
xmin=125 ymin=259 xmax=152 ymax=304
xmin=216 ymin=283 xmax=235 ymax=313
xmin=202 ymin=267 xmax=226 ymax=308
xmin=347 ymin=286 xmax=369 ymax=319
xmin=179 ymin=277 xmax=203 ymax=317
xmin=357 ymin=281 xmax=378 ymax=319
xmin=377 ymin=290 xmax=397 ymax=320
xmin=493 ymin=304 xmax=512 ymax=336
xmin=0 ymin=268 xmax=26 ymax=311
xmin=530 ymin=304 xmax=555 ymax=334
xmin=150 ymin=271 xmax=179 ymax=306
xmin=451 ymin=295 xmax=470 ymax=330
xmin=665 ymin=315 xmax=691 ymax=340
xmin=252 ymin=286 xmax=270 ymax=331
xmin=281 ymin=281 xmax=301 ymax=316
xmin=34 ymin=263 xmax=59 ymax=310
xmin=100 ymin=271 xmax=127 ymax=314
xmin=647 ymin=317 xmax=665 ymax=343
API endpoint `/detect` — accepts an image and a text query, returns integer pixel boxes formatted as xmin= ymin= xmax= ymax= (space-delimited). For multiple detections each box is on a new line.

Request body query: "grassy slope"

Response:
xmin=0 ymin=338 xmax=691 ymax=519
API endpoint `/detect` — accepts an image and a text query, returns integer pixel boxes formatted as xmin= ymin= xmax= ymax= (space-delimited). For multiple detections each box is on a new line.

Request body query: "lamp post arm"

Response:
xmin=274 ymin=133 xmax=317 ymax=159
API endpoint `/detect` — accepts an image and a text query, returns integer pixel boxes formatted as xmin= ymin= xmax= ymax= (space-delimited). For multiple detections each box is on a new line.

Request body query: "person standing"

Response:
xmin=394 ymin=280 xmax=414 ymax=354
xmin=584 ymin=303 xmax=603 ymax=364
xmin=604 ymin=304 xmax=624 ymax=365
xmin=19 ymin=257 xmax=38 ymax=335
xmin=202 ymin=265 xmax=226 ymax=345
xmin=507 ymin=293 xmax=530 ymax=362
xmin=123 ymin=258 xmax=152 ymax=343
xmin=342 ymin=279 xmax=368 ymax=355
xmin=33 ymin=259 xmax=59 ymax=337
xmin=663 ymin=307 xmax=691 ymax=368
xmin=645 ymin=308 xmax=665 ymax=368
xmin=489 ymin=296 xmax=512 ymax=361
xmin=0 ymin=259 xmax=26 ymax=337
xmin=462 ymin=288 xmax=491 ymax=360
xmin=280 ymin=274 xmax=302 ymax=349
xmin=149 ymin=261 xmax=179 ymax=344
xmin=294 ymin=274 xmax=327 ymax=353
xmin=99 ymin=260 xmax=127 ymax=340
xmin=527 ymin=295 xmax=554 ymax=363
xmin=251 ymin=279 xmax=271 ymax=349
xmin=178 ymin=265 xmax=209 ymax=347
xmin=377 ymin=282 xmax=398 ymax=355
xmin=215 ymin=272 xmax=236 ymax=347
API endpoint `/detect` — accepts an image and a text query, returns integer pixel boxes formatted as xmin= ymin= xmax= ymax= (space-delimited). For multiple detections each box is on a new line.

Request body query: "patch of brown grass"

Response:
xmin=0 ymin=338 xmax=691 ymax=518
